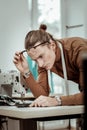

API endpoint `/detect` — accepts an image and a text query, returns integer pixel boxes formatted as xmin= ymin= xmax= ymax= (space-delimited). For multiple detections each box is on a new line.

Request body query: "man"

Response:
xmin=13 ymin=29 xmax=87 ymax=107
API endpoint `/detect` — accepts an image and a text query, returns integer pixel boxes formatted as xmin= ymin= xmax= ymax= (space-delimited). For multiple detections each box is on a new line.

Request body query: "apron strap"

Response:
xmin=48 ymin=42 xmax=69 ymax=96
xmin=57 ymin=42 xmax=69 ymax=95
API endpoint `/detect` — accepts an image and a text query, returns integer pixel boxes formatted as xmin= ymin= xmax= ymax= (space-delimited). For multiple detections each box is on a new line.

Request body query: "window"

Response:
xmin=28 ymin=0 xmax=61 ymax=38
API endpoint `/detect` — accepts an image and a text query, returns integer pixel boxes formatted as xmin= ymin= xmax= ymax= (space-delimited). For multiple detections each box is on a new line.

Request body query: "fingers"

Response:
xmin=13 ymin=51 xmax=24 ymax=64
xmin=13 ymin=51 xmax=20 ymax=63
xmin=29 ymin=95 xmax=49 ymax=107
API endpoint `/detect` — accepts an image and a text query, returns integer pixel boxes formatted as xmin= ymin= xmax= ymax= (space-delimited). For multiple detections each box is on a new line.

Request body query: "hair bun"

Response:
xmin=39 ymin=24 xmax=47 ymax=31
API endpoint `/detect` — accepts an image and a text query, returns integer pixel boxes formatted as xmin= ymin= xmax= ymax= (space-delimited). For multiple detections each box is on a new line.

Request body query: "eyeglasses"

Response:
xmin=20 ymin=49 xmax=27 ymax=54
xmin=32 ymin=41 xmax=49 ymax=49
xmin=20 ymin=41 xmax=50 ymax=54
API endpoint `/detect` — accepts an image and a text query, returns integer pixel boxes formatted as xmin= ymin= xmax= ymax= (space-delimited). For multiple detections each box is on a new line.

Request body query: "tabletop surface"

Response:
xmin=0 ymin=105 xmax=84 ymax=119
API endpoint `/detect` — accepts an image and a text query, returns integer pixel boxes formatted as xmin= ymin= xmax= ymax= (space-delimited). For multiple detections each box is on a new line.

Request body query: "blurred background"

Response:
xmin=0 ymin=0 xmax=87 ymax=72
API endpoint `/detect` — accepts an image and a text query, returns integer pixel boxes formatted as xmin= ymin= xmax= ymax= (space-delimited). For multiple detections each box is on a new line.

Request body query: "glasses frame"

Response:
xmin=32 ymin=41 xmax=49 ymax=49
xmin=20 ymin=50 xmax=27 ymax=54
xmin=20 ymin=41 xmax=50 ymax=54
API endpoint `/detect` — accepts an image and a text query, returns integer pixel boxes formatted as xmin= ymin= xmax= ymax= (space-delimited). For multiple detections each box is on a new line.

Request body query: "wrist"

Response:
xmin=23 ymin=70 xmax=31 ymax=78
xmin=55 ymin=96 xmax=62 ymax=106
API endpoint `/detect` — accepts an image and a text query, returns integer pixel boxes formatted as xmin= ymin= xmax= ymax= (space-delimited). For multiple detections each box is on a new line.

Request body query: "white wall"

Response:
xmin=84 ymin=0 xmax=87 ymax=38
xmin=61 ymin=0 xmax=87 ymax=38
xmin=0 ymin=0 xmax=30 ymax=72
xmin=0 ymin=0 xmax=87 ymax=72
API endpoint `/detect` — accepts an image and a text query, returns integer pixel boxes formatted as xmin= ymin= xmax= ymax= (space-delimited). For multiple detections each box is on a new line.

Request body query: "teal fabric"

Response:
xmin=26 ymin=56 xmax=38 ymax=92
xmin=27 ymin=56 xmax=38 ymax=80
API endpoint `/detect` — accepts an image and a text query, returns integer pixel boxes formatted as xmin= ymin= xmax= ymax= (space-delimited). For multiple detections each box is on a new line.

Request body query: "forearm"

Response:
xmin=61 ymin=91 xmax=84 ymax=105
xmin=23 ymin=73 xmax=49 ymax=98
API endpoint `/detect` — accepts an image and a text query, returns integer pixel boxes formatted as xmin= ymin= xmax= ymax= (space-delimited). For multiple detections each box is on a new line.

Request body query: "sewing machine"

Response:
xmin=0 ymin=70 xmax=26 ymax=97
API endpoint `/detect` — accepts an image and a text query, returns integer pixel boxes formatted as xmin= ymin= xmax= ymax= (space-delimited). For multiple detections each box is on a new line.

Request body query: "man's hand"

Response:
xmin=13 ymin=51 xmax=29 ymax=74
xmin=29 ymin=95 xmax=59 ymax=107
